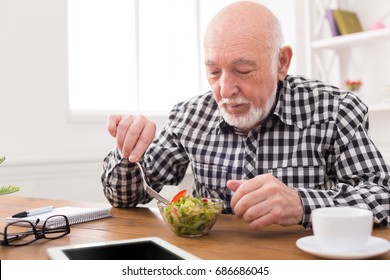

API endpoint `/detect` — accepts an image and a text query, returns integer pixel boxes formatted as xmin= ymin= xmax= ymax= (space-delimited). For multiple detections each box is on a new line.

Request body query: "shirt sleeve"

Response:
xmin=298 ymin=94 xmax=390 ymax=229
xmin=101 ymin=147 xmax=154 ymax=207
xmin=101 ymin=105 xmax=190 ymax=208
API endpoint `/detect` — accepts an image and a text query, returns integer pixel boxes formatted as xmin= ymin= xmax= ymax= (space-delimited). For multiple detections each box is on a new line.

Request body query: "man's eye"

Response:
xmin=209 ymin=71 xmax=220 ymax=76
xmin=237 ymin=70 xmax=253 ymax=75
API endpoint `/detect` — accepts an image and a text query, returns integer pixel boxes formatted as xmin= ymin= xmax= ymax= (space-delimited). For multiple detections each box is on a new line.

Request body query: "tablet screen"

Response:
xmin=47 ymin=238 xmax=199 ymax=260
xmin=62 ymin=240 xmax=183 ymax=260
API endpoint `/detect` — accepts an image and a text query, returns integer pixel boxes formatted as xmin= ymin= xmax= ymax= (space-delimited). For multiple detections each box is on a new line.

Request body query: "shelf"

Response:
xmin=312 ymin=28 xmax=390 ymax=50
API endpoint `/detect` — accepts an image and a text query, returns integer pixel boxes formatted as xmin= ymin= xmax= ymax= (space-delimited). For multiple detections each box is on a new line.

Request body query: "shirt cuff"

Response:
xmin=297 ymin=188 xmax=335 ymax=229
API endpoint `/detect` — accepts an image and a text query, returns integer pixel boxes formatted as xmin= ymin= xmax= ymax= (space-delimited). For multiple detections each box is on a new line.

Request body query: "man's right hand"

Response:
xmin=107 ymin=114 xmax=156 ymax=162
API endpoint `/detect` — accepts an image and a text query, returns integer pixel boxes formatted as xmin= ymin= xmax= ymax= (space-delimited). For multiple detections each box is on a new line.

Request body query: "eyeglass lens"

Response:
xmin=42 ymin=215 xmax=70 ymax=239
xmin=5 ymin=221 xmax=37 ymax=246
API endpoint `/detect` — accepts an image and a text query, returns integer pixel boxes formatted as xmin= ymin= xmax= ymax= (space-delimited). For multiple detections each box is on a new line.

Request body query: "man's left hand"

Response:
xmin=227 ymin=174 xmax=304 ymax=230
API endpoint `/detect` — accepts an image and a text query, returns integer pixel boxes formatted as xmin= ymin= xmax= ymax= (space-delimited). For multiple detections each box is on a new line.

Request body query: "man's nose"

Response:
xmin=219 ymin=72 xmax=238 ymax=99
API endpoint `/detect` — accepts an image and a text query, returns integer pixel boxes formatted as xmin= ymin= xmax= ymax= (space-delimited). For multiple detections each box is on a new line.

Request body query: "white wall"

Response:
xmin=0 ymin=0 xmax=114 ymax=202
xmin=0 ymin=0 xmax=389 ymax=203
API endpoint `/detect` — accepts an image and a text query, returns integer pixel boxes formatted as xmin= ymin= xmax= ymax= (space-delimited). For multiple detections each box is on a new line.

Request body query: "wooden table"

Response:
xmin=1 ymin=196 xmax=389 ymax=260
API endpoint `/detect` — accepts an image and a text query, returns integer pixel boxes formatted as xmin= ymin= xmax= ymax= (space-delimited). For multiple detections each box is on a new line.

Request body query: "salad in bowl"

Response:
xmin=158 ymin=190 xmax=223 ymax=237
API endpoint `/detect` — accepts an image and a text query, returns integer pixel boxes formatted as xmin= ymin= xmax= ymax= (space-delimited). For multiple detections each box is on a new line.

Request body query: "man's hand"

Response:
xmin=107 ymin=114 xmax=156 ymax=162
xmin=227 ymin=174 xmax=303 ymax=229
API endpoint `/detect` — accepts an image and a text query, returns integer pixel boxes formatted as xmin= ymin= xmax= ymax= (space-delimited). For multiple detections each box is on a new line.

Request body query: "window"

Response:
xmin=68 ymin=0 xmax=202 ymax=115
xmin=68 ymin=0 xmax=137 ymax=112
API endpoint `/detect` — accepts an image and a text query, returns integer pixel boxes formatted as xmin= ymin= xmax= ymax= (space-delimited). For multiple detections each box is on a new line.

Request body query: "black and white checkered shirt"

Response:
xmin=102 ymin=75 xmax=390 ymax=229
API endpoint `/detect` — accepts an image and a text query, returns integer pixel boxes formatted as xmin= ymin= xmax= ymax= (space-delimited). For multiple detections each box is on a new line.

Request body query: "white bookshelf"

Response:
xmin=305 ymin=0 xmax=390 ymax=112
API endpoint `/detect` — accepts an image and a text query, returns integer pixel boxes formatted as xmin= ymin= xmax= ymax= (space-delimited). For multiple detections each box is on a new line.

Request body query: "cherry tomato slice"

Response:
xmin=170 ymin=190 xmax=187 ymax=203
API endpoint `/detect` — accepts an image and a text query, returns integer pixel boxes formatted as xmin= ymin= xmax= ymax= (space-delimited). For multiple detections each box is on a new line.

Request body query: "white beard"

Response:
xmin=218 ymin=91 xmax=277 ymax=132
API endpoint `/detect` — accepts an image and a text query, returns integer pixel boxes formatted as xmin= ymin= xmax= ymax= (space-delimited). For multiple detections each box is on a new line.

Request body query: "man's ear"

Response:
xmin=277 ymin=46 xmax=293 ymax=81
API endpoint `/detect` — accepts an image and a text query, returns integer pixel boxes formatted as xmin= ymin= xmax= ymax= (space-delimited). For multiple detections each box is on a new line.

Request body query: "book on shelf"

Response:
xmin=332 ymin=9 xmax=363 ymax=35
xmin=6 ymin=206 xmax=112 ymax=228
xmin=326 ymin=9 xmax=341 ymax=36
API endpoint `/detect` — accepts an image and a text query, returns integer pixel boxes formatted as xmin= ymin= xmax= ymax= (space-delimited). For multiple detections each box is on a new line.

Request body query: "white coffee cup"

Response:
xmin=312 ymin=207 xmax=373 ymax=254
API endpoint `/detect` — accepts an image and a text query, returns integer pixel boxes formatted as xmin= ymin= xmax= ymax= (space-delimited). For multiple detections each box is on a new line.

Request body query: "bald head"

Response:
xmin=204 ymin=1 xmax=283 ymax=63
xmin=203 ymin=1 xmax=292 ymax=132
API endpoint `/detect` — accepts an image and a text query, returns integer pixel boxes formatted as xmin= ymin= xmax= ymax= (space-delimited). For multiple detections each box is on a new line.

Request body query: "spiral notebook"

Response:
xmin=6 ymin=206 xmax=112 ymax=228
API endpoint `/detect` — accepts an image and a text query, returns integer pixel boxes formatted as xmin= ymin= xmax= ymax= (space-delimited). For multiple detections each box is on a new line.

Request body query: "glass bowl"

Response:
xmin=157 ymin=198 xmax=223 ymax=237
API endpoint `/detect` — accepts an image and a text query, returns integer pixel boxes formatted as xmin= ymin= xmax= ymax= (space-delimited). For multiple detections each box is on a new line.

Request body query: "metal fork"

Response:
xmin=135 ymin=162 xmax=170 ymax=205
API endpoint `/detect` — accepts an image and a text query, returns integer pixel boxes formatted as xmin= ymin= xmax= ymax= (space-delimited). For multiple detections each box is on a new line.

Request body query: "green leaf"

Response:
xmin=0 ymin=157 xmax=20 ymax=195
xmin=0 ymin=185 xmax=20 ymax=195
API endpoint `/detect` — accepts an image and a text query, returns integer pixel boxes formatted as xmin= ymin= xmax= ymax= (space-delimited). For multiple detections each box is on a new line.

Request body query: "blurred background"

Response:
xmin=1 ymin=0 xmax=389 ymax=203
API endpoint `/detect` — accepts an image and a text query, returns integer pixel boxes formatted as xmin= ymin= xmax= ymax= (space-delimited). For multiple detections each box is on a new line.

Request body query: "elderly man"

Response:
xmin=102 ymin=1 xmax=390 ymax=229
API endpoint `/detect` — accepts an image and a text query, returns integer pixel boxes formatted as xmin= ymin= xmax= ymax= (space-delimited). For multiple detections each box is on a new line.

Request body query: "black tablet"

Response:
xmin=47 ymin=237 xmax=200 ymax=260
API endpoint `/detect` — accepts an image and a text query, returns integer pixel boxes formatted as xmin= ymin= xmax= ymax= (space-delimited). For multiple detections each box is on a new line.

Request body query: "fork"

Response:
xmin=135 ymin=162 xmax=170 ymax=205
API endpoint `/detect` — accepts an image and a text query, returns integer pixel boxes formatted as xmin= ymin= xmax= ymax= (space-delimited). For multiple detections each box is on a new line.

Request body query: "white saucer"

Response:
xmin=296 ymin=236 xmax=390 ymax=259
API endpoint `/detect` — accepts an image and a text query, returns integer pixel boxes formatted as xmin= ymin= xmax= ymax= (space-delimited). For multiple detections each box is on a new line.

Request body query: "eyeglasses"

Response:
xmin=0 ymin=215 xmax=70 ymax=246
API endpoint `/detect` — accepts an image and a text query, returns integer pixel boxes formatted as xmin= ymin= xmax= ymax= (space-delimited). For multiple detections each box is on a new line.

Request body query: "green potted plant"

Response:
xmin=0 ymin=156 xmax=20 ymax=195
